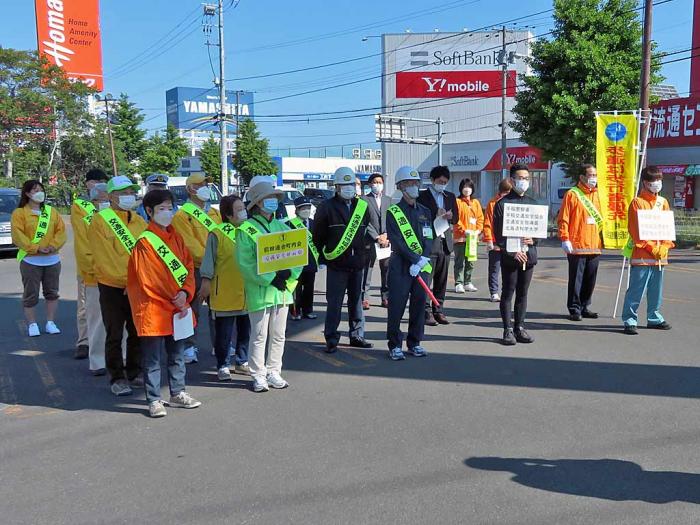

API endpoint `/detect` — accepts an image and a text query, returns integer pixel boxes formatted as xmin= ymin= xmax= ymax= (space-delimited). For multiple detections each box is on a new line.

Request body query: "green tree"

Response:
xmin=233 ymin=119 xmax=277 ymax=185
xmin=111 ymin=93 xmax=146 ymax=172
xmin=511 ymin=0 xmax=662 ymax=176
xmin=140 ymin=124 xmax=188 ymax=175
xmin=199 ymin=134 xmax=221 ymax=185
xmin=60 ymin=119 xmax=128 ymax=182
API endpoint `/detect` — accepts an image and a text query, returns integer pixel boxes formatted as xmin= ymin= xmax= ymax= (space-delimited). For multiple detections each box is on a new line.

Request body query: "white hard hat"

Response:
xmin=395 ymin=166 xmax=421 ymax=185
xmin=333 ymin=166 xmax=356 ymax=185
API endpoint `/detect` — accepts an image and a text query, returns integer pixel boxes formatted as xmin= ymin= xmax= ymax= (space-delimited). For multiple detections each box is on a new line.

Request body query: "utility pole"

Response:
xmin=639 ymin=0 xmax=653 ymax=165
xmin=437 ymin=117 xmax=444 ymax=166
xmin=96 ymin=93 xmax=118 ymax=176
xmin=217 ymin=0 xmax=228 ymax=195
xmin=500 ymin=25 xmax=508 ymax=180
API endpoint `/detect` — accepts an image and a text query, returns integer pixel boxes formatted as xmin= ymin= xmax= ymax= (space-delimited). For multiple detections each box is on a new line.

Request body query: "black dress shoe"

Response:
xmin=514 ymin=327 xmax=534 ymax=344
xmin=502 ymin=328 xmax=517 ymax=346
xmin=74 ymin=345 xmax=89 ymax=360
xmin=648 ymin=321 xmax=672 ymax=330
xmin=623 ymin=325 xmax=638 ymax=335
xmin=349 ymin=337 xmax=373 ymax=349
xmin=582 ymin=310 xmax=599 ymax=319
xmin=434 ymin=312 xmax=450 ymax=325
xmin=325 ymin=344 xmax=338 ymax=354
xmin=568 ymin=313 xmax=582 ymax=322
xmin=425 ymin=313 xmax=438 ymax=326
xmin=303 ymin=313 xmax=318 ymax=320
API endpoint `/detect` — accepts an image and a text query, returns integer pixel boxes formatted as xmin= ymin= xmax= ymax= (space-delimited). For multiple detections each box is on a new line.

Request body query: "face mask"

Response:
xmin=262 ymin=198 xmax=279 ymax=213
xmin=586 ymin=177 xmax=598 ymax=188
xmin=298 ymin=208 xmax=311 ymax=220
xmin=31 ymin=191 xmax=45 ymax=203
xmin=153 ymin=209 xmax=174 ymax=227
xmin=513 ymin=180 xmax=529 ymax=194
xmin=236 ymin=210 xmax=248 ymax=222
xmin=433 ymin=183 xmax=446 ymax=193
xmin=462 ymin=187 xmax=472 ymax=197
xmin=339 ymin=185 xmax=356 ymax=200
xmin=404 ymin=186 xmax=420 ymax=199
xmin=647 ymin=181 xmax=662 ymax=194
xmin=118 ymin=195 xmax=137 ymax=210
xmin=370 ymin=183 xmax=383 ymax=195
xmin=196 ymin=186 xmax=211 ymax=201
xmin=98 ymin=202 xmax=111 ymax=211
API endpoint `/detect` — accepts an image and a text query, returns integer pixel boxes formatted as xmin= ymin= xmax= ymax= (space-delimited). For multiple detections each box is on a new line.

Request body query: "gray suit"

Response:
xmin=362 ymin=193 xmax=392 ymax=304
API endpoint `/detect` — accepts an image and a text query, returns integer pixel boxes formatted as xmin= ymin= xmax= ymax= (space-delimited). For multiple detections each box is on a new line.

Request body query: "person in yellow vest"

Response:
xmin=557 ymin=163 xmax=603 ymax=321
xmin=622 ymin=166 xmax=675 ymax=335
xmin=90 ymin=175 xmax=147 ymax=396
xmin=11 ymin=179 xmax=66 ymax=337
xmin=287 ymin=196 xmax=319 ymax=321
xmin=199 ymin=194 xmax=251 ymax=381
xmin=70 ymin=168 xmax=109 ymax=360
xmin=172 ymin=173 xmax=222 ymax=364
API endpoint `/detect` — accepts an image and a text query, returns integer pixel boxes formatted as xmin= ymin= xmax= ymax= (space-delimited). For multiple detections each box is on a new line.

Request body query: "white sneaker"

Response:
xmin=455 ymin=284 xmax=465 ymax=293
xmin=184 ymin=346 xmax=198 ymax=364
xmin=149 ymin=400 xmax=167 ymax=418
xmin=267 ymin=372 xmax=289 ymax=389
xmin=465 ymin=283 xmax=478 ymax=292
xmin=28 ymin=323 xmax=40 ymax=337
xmin=252 ymin=376 xmax=269 ymax=393
xmin=168 ymin=391 xmax=202 ymax=409
xmin=110 ymin=379 xmax=133 ymax=397
xmin=217 ymin=367 xmax=232 ymax=381
xmin=491 ymin=293 xmax=501 ymax=302
xmin=45 ymin=321 xmax=61 ymax=335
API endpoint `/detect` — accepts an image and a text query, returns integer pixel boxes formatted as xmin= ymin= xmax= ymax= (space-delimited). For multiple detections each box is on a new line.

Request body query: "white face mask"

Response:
xmin=647 ymin=181 xmax=662 ymax=194
xmin=153 ymin=209 xmax=174 ymax=227
xmin=236 ymin=210 xmax=248 ymax=222
xmin=462 ymin=187 xmax=472 ymax=197
xmin=586 ymin=177 xmax=598 ymax=188
xmin=196 ymin=186 xmax=211 ymax=201
xmin=31 ymin=191 xmax=45 ymax=203
xmin=297 ymin=208 xmax=311 ymax=220
xmin=370 ymin=183 xmax=383 ymax=195
xmin=513 ymin=180 xmax=529 ymax=194
xmin=118 ymin=195 xmax=137 ymax=210
xmin=433 ymin=183 xmax=447 ymax=193
xmin=404 ymin=185 xmax=420 ymax=199
xmin=98 ymin=201 xmax=111 ymax=211
xmin=339 ymin=185 xmax=356 ymax=200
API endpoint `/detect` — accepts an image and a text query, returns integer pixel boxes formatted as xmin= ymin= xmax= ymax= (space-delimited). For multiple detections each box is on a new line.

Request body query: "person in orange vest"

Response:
xmin=557 ymin=163 xmax=603 ymax=321
xmin=622 ymin=166 xmax=674 ymax=335
xmin=482 ymin=178 xmax=512 ymax=302
xmin=127 ymin=188 xmax=201 ymax=418
xmin=453 ymin=177 xmax=484 ymax=293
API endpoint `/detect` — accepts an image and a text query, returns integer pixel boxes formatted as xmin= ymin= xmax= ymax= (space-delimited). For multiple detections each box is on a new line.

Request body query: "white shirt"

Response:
xmin=429 ymin=186 xmax=445 ymax=209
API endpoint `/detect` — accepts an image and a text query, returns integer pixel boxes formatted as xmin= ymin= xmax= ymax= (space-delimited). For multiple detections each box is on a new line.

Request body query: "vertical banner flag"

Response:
xmin=595 ymin=114 xmax=639 ymax=249
xmin=35 ymin=0 xmax=104 ymax=91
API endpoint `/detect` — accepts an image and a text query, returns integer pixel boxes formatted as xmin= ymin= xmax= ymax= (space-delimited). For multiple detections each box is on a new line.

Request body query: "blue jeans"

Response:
xmin=622 ymin=266 xmax=665 ymax=327
xmin=231 ymin=314 xmax=250 ymax=365
xmin=141 ymin=336 xmax=186 ymax=403
xmin=214 ymin=314 xmax=251 ymax=368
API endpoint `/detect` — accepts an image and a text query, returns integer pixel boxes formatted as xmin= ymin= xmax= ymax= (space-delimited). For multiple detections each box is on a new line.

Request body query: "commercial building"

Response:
xmin=271 ymin=155 xmax=383 ymax=189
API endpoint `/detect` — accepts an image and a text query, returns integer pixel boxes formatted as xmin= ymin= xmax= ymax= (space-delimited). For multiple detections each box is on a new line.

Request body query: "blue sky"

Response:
xmin=2 ymin=0 xmax=694 ymax=156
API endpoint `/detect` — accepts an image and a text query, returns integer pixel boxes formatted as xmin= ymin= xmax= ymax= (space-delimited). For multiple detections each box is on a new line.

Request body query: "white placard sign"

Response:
xmin=502 ymin=203 xmax=549 ymax=239
xmin=637 ymin=210 xmax=676 ymax=241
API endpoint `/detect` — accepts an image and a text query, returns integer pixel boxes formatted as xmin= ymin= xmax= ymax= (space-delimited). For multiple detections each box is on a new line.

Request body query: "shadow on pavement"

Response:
xmin=465 ymin=456 xmax=700 ymax=504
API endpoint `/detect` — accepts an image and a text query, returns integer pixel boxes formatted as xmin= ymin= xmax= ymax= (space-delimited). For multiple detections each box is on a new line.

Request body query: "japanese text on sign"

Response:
xmin=637 ymin=210 xmax=676 ymax=241
xmin=502 ymin=203 xmax=549 ymax=239
xmin=256 ymin=228 xmax=308 ymax=275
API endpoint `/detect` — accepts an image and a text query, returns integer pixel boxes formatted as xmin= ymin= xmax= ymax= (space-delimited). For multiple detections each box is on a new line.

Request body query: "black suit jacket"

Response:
xmin=417 ymin=188 xmax=457 ymax=254
xmin=362 ymin=193 xmax=392 ymax=241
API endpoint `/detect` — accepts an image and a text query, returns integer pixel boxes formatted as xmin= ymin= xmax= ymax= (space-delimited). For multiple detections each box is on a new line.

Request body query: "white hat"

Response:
xmin=333 ymin=166 xmax=356 ymax=185
xmin=249 ymin=175 xmax=276 ymax=188
xmin=395 ymin=166 xmax=421 ymax=185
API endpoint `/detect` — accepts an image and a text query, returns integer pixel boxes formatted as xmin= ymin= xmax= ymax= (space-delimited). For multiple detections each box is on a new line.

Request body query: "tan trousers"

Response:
xmin=248 ymin=305 xmax=289 ymax=380
xmin=76 ymin=275 xmax=88 ymax=347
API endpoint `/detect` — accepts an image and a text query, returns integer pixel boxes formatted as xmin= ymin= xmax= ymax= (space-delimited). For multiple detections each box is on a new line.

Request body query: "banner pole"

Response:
xmin=613 ymin=256 xmax=627 ymax=319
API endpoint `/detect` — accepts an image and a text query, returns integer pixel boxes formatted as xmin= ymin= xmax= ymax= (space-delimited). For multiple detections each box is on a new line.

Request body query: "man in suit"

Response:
xmin=417 ymin=165 xmax=458 ymax=326
xmin=362 ymin=173 xmax=392 ymax=309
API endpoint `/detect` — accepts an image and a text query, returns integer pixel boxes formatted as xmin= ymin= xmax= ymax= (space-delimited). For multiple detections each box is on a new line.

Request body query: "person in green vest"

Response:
xmin=236 ymin=180 xmax=303 ymax=393
xmin=386 ymin=166 xmax=433 ymax=360
xmin=287 ymin=196 xmax=319 ymax=321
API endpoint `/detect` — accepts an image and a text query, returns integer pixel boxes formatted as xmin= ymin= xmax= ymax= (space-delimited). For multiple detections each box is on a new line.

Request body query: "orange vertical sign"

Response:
xmin=35 ymin=0 xmax=104 ymax=91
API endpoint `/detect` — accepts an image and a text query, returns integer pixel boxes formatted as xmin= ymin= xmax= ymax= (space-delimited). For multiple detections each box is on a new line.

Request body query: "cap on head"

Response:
xmin=334 ymin=167 xmax=356 ymax=186
xmin=245 ymin=181 xmax=283 ymax=211
xmin=394 ymin=166 xmax=421 ymax=185
xmin=185 ymin=173 xmax=211 ymax=186
xmin=294 ymin=196 xmax=312 ymax=208
xmin=106 ymin=175 xmax=139 ymax=194
xmin=146 ymin=173 xmax=169 ymax=186
xmin=85 ymin=168 xmax=108 ymax=183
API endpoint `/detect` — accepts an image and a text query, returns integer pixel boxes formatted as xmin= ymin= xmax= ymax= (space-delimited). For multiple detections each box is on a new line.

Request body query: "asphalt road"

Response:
xmin=1 ymin=220 xmax=700 ymax=524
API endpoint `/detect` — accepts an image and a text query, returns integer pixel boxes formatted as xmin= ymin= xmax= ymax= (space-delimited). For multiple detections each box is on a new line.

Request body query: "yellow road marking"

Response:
xmin=339 ymin=347 xmax=377 ymax=362
xmin=33 ymin=357 xmax=65 ymax=408
xmin=297 ymin=346 xmax=347 ymax=368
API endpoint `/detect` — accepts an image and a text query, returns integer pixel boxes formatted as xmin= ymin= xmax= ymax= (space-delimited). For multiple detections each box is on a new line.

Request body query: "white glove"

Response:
xmin=486 ymin=241 xmax=494 ymax=251
xmin=562 ymin=241 xmax=573 ymax=254
xmin=409 ymin=264 xmax=420 ymax=277
xmin=417 ymin=256 xmax=430 ymax=269
xmin=319 ymin=264 xmax=327 ymax=271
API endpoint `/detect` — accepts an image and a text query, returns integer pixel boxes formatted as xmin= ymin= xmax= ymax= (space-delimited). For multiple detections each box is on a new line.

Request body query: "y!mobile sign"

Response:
xmin=396 ymin=71 xmax=515 ymax=99
xmin=35 ymin=0 xmax=104 ymax=91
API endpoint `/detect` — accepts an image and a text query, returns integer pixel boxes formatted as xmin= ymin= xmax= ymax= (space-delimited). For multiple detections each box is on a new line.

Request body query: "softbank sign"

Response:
xmin=396 ymin=71 xmax=515 ymax=99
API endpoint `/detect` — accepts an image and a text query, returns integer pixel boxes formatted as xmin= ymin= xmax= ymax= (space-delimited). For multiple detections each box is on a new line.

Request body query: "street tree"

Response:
xmin=199 ymin=134 xmax=221 ymax=185
xmin=511 ymin=0 xmax=662 ymax=176
xmin=140 ymin=124 xmax=188 ymax=175
xmin=233 ymin=119 xmax=277 ymax=185
xmin=111 ymin=93 xmax=146 ymax=172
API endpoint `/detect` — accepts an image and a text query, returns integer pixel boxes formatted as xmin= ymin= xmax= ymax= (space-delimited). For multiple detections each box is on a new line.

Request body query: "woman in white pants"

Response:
xmin=236 ymin=180 xmax=303 ymax=393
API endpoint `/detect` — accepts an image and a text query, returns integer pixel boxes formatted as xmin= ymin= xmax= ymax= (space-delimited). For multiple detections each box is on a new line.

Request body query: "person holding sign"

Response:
xmin=386 ymin=166 xmax=433 ymax=361
xmin=71 ymin=168 xmax=109 ymax=360
xmin=172 ymin=173 xmax=222 ymax=365
xmin=557 ymin=164 xmax=603 ymax=322
xmin=90 ymin=175 xmax=147 ymax=396
xmin=200 ymin=195 xmax=251 ymax=380
xmin=492 ymin=164 xmax=539 ymax=346
xmin=312 ymin=167 xmax=373 ymax=354
xmin=236 ymin=180 xmax=303 ymax=393
xmin=127 ymin=189 xmax=201 ymax=418
xmin=287 ymin=196 xmax=319 ymax=321
xmin=11 ymin=179 xmax=66 ymax=338
xmin=362 ymin=173 xmax=392 ymax=309
xmin=453 ymin=177 xmax=484 ymax=294
xmin=622 ymin=166 xmax=675 ymax=335
xmin=483 ymin=178 xmax=513 ymax=302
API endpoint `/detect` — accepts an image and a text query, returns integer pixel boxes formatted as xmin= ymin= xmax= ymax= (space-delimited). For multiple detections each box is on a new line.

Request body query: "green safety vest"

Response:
xmin=239 ymin=218 xmax=297 ymax=293
xmin=323 ymin=199 xmax=368 ymax=260
xmin=288 ymin=217 xmax=319 ymax=265
xmin=17 ymin=205 xmax=53 ymax=262
xmin=139 ymin=231 xmax=189 ymax=287
xmin=570 ymin=187 xmax=603 ymax=230
xmin=74 ymin=199 xmax=97 ymax=225
xmin=217 ymin=222 xmax=238 ymax=244
xmin=621 ymin=196 xmax=666 ymax=258
xmin=181 ymin=202 xmax=217 ymax=232
xmin=387 ymin=204 xmax=433 ymax=274
xmin=98 ymin=208 xmax=137 ymax=254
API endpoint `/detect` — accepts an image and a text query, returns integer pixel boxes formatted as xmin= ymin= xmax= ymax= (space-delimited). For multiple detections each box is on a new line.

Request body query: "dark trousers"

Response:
xmin=424 ymin=249 xmax=449 ymax=313
xmin=141 ymin=335 xmax=185 ymax=403
xmin=213 ymin=315 xmax=250 ymax=369
xmin=295 ymin=269 xmax=316 ymax=315
xmin=363 ymin=251 xmax=389 ymax=302
xmin=499 ymin=261 xmax=534 ymax=329
xmin=324 ymin=267 xmax=364 ymax=346
xmin=387 ymin=261 xmax=427 ymax=350
xmin=488 ymin=250 xmax=502 ymax=295
xmin=567 ymin=254 xmax=600 ymax=315
xmin=185 ymin=268 xmax=202 ymax=348
xmin=98 ymin=283 xmax=140 ymax=384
